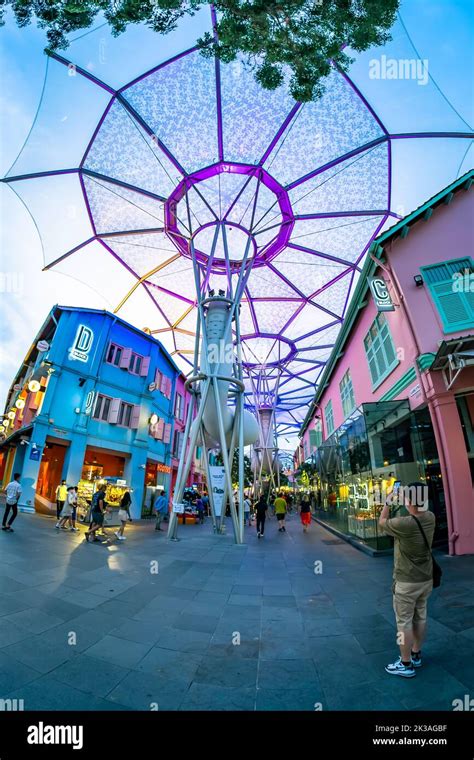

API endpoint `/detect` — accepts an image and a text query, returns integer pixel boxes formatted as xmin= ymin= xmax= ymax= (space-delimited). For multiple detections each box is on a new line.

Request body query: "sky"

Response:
xmin=0 ymin=0 xmax=473 ymax=450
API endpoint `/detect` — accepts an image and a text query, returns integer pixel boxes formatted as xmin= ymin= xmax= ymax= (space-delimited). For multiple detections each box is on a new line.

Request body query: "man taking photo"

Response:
xmin=379 ymin=481 xmax=436 ymax=678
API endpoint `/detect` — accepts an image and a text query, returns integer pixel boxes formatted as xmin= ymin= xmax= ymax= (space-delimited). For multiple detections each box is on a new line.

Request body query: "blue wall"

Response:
xmin=18 ymin=307 xmax=179 ymax=518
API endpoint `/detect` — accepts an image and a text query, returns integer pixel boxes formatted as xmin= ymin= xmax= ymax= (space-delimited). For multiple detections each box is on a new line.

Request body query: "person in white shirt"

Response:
xmin=243 ymin=496 xmax=252 ymax=527
xmin=2 ymin=473 xmax=22 ymax=532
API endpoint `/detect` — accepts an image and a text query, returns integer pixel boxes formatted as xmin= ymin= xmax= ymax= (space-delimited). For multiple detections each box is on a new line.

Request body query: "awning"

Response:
xmin=0 ymin=425 xmax=33 ymax=450
xmin=431 ymin=335 xmax=474 ymax=390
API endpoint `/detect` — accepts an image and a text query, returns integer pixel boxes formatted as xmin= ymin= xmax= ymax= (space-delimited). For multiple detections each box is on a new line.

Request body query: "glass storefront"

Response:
xmin=312 ymin=400 xmax=448 ymax=550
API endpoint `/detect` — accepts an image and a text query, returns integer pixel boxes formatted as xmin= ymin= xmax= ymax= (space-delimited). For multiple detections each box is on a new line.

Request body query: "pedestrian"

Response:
xmin=70 ymin=486 xmax=79 ymax=531
xmin=243 ymin=495 xmax=251 ymax=527
xmin=379 ymin=482 xmax=436 ymax=678
xmin=57 ymin=486 xmax=75 ymax=530
xmin=202 ymin=492 xmax=210 ymax=516
xmin=115 ymin=490 xmax=132 ymax=541
xmin=154 ymin=490 xmax=168 ymax=531
xmin=300 ymin=494 xmax=311 ymax=532
xmin=196 ymin=495 xmax=205 ymax=524
xmin=55 ymin=480 xmax=67 ymax=526
xmin=274 ymin=492 xmax=287 ymax=532
xmin=85 ymin=483 xmax=107 ymax=543
xmin=255 ymin=494 xmax=268 ymax=539
xmin=2 ymin=472 xmax=22 ymax=532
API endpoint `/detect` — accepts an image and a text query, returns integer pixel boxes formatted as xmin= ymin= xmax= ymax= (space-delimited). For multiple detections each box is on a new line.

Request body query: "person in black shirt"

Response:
xmin=255 ymin=495 xmax=268 ymax=539
xmin=85 ymin=486 xmax=106 ymax=543
xmin=300 ymin=495 xmax=311 ymax=533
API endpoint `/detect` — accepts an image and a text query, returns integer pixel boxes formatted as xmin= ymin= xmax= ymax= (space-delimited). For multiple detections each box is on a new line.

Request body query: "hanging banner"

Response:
xmin=209 ymin=465 xmax=226 ymax=517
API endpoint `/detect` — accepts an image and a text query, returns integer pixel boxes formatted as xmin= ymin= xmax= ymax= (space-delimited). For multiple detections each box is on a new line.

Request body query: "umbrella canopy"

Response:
xmin=2 ymin=8 xmax=472 ymax=442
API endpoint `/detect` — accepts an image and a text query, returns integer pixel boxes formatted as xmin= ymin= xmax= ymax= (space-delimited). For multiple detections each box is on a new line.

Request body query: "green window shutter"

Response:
xmin=324 ymin=400 xmax=334 ymax=436
xmin=381 ymin=324 xmax=396 ymax=365
xmin=430 ymin=281 xmax=473 ymax=331
xmin=423 ymin=258 xmax=472 ymax=284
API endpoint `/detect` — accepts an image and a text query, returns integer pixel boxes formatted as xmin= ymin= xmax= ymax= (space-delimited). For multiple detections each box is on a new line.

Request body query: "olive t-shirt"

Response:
xmin=274 ymin=497 xmax=287 ymax=514
xmin=382 ymin=512 xmax=435 ymax=583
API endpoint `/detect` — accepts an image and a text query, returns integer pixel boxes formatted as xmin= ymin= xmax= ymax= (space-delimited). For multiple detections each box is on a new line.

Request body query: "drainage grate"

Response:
xmin=321 ymin=539 xmax=345 ymax=545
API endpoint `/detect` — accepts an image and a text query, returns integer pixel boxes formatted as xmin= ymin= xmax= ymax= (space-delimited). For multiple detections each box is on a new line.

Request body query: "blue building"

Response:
xmin=0 ymin=306 xmax=181 ymax=520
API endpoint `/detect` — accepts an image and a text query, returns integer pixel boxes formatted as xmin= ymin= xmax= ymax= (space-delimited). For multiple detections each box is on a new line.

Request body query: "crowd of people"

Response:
xmin=0 ymin=472 xmax=440 ymax=681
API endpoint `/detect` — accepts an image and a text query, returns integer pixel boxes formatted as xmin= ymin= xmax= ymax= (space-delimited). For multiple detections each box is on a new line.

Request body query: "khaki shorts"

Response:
xmin=393 ymin=580 xmax=433 ymax=630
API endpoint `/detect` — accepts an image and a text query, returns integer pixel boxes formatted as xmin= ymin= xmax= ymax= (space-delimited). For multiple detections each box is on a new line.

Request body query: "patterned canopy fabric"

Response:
xmin=4 ymin=21 xmax=470 ymax=441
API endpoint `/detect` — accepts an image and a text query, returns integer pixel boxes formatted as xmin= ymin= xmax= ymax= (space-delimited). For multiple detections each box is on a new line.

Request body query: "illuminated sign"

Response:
xmin=84 ymin=390 xmax=96 ymax=415
xmin=156 ymin=463 xmax=171 ymax=474
xmin=69 ymin=325 xmax=94 ymax=363
xmin=368 ymin=277 xmax=395 ymax=312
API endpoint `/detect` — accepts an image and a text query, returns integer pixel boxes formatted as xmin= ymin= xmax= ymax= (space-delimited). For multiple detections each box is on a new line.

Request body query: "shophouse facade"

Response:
xmin=299 ymin=171 xmax=474 ymax=555
xmin=0 ymin=306 xmax=187 ymax=521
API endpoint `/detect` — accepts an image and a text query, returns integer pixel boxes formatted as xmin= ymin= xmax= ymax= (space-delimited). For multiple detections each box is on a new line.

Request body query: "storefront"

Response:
xmin=141 ymin=459 xmax=171 ymax=517
xmin=36 ymin=442 xmax=68 ymax=504
xmin=76 ymin=447 xmax=130 ymax=525
xmin=313 ymin=400 xmax=448 ymax=551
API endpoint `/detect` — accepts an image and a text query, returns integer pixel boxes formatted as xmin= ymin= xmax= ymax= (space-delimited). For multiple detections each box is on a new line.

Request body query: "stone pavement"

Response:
xmin=0 ymin=508 xmax=473 ymax=711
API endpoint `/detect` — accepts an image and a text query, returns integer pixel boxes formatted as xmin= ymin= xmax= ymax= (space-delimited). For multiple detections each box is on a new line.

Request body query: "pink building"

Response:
xmin=299 ymin=171 xmax=474 ymax=555
xmin=169 ymin=373 xmax=207 ymax=497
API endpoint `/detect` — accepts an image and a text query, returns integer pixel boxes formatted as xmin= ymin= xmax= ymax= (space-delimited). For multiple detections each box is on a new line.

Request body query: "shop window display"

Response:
xmin=312 ymin=400 xmax=448 ymax=550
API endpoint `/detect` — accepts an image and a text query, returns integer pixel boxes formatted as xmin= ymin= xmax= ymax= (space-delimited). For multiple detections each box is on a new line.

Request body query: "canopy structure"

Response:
xmin=2 ymin=10 xmax=472 ymax=449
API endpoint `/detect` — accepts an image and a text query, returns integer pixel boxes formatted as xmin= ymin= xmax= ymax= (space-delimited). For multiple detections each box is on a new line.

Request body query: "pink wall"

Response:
xmin=389 ymin=189 xmax=474 ymax=356
xmin=313 ymin=189 xmax=474 ymax=438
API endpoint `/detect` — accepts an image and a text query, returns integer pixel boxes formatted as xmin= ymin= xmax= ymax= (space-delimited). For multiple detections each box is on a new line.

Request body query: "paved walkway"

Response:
xmin=0 ymin=509 xmax=473 ymax=711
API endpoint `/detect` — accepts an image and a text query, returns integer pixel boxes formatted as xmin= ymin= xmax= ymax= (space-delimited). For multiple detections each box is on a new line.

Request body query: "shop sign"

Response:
xmin=368 ymin=277 xmax=395 ymax=312
xmin=29 ymin=447 xmax=42 ymax=461
xmin=409 ymin=384 xmax=421 ymax=397
xmin=172 ymin=502 xmax=185 ymax=514
xmin=37 ymin=340 xmax=50 ymax=352
xmin=69 ymin=324 xmax=94 ymax=363
xmin=156 ymin=463 xmax=171 ymax=474
xmin=84 ymin=390 xmax=96 ymax=415
xmin=148 ymin=382 xmax=157 ymax=392
xmin=52 ymin=428 xmax=68 ymax=437
xmin=209 ymin=465 xmax=226 ymax=517
xmin=116 ymin=479 xmax=126 ymax=486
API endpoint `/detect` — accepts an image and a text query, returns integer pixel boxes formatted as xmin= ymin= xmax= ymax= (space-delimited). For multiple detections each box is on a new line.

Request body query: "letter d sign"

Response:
xmin=69 ymin=324 xmax=94 ymax=363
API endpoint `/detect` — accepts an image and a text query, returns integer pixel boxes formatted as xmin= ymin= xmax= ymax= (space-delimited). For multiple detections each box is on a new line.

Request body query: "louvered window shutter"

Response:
xmin=140 ymin=356 xmax=150 ymax=377
xmin=108 ymin=398 xmax=121 ymax=423
xmin=130 ymin=405 xmax=141 ymax=429
xmin=119 ymin=347 xmax=132 ymax=369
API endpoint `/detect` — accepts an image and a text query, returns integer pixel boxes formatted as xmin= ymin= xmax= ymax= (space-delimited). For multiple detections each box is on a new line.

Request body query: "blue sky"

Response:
xmin=0 ymin=0 xmax=473 ymax=424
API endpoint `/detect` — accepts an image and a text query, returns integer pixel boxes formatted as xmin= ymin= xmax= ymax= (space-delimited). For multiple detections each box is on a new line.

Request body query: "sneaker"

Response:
xmin=55 ymin=523 xmax=60 ymax=529
xmin=282 ymin=526 xmax=286 ymax=531
xmin=1 ymin=526 xmax=7 ymax=531
xmin=114 ymin=532 xmax=120 ymax=540
xmin=385 ymin=657 xmax=415 ymax=678
xmin=257 ymin=532 xmax=261 ymax=539
xmin=6 ymin=527 xmax=14 ymax=532
xmin=411 ymin=651 xmax=422 ymax=668
xmin=71 ymin=527 xmax=79 ymax=531
xmin=120 ymin=536 xmax=126 ymax=541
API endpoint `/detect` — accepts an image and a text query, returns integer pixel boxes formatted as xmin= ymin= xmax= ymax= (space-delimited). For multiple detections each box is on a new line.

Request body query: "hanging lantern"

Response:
xmin=28 ymin=380 xmax=41 ymax=393
xmin=15 ymin=398 xmax=25 ymax=410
